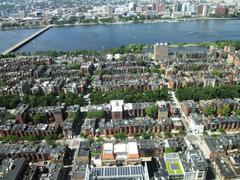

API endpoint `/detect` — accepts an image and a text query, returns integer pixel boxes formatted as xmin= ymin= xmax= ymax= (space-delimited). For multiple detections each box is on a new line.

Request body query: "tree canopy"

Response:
xmin=164 ymin=130 xmax=172 ymax=138
xmin=33 ymin=113 xmax=49 ymax=124
xmin=90 ymin=88 xmax=168 ymax=105
xmin=176 ymin=85 xmax=240 ymax=102
xmin=141 ymin=132 xmax=155 ymax=139
xmin=0 ymin=135 xmax=19 ymax=143
xmin=87 ymin=110 xmax=105 ymax=119
xmin=235 ymin=108 xmax=240 ymax=116
xmin=113 ymin=132 xmax=125 ymax=140
xmin=0 ymin=95 xmax=20 ymax=109
xmin=145 ymin=105 xmax=158 ymax=119
xmin=22 ymin=92 xmax=85 ymax=107
xmin=203 ymin=105 xmax=216 ymax=116
xmin=218 ymin=104 xmax=231 ymax=117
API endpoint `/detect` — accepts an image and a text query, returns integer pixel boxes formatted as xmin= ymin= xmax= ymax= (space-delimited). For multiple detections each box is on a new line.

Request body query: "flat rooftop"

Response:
xmin=88 ymin=165 xmax=146 ymax=179
xmin=164 ymin=153 xmax=184 ymax=175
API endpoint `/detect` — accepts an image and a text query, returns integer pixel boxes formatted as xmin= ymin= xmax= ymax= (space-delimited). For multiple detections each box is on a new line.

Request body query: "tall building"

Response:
xmin=108 ymin=5 xmax=113 ymax=18
xmin=152 ymin=2 xmax=157 ymax=11
xmin=202 ymin=5 xmax=209 ymax=17
xmin=153 ymin=2 xmax=165 ymax=13
xmin=18 ymin=10 xmax=25 ymax=18
xmin=197 ymin=5 xmax=204 ymax=15
xmin=215 ymin=5 xmax=228 ymax=15
xmin=173 ymin=1 xmax=182 ymax=12
xmin=153 ymin=42 xmax=169 ymax=62
xmin=110 ymin=100 xmax=124 ymax=120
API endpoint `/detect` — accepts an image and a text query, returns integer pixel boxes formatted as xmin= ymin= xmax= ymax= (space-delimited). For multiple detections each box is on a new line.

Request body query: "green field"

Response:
xmin=166 ymin=161 xmax=183 ymax=175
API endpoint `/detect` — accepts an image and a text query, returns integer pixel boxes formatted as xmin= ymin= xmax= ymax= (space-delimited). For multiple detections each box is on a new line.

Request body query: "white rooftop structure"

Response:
xmin=114 ymin=143 xmax=127 ymax=154
xmin=106 ymin=54 xmax=113 ymax=60
xmin=103 ymin=143 xmax=113 ymax=154
xmin=110 ymin=100 xmax=124 ymax=112
xmin=124 ymin=103 xmax=133 ymax=110
xmin=128 ymin=142 xmax=138 ymax=155
xmin=114 ymin=54 xmax=121 ymax=59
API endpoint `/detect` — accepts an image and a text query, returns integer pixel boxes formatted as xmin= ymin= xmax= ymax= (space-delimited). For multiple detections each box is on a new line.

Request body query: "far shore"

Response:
xmin=0 ymin=16 xmax=238 ymax=31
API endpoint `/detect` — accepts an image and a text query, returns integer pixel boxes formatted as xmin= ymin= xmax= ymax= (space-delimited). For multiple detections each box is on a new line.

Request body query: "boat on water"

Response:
xmin=188 ymin=31 xmax=196 ymax=35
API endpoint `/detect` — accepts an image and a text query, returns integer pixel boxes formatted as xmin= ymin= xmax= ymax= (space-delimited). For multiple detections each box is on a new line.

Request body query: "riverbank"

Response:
xmin=1 ymin=16 xmax=238 ymax=31
xmin=0 ymin=25 xmax=44 ymax=31
xmin=49 ymin=17 xmax=238 ymax=29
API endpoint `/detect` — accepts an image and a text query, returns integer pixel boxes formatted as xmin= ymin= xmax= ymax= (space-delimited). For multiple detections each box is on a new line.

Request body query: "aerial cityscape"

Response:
xmin=0 ymin=0 xmax=240 ymax=180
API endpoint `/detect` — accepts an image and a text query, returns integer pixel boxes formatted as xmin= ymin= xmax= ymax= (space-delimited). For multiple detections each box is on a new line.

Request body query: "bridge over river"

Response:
xmin=1 ymin=25 xmax=52 ymax=55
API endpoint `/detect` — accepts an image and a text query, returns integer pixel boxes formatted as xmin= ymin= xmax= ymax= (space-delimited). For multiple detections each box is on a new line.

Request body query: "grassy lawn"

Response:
xmin=166 ymin=162 xmax=183 ymax=175
xmin=169 ymin=43 xmax=201 ymax=48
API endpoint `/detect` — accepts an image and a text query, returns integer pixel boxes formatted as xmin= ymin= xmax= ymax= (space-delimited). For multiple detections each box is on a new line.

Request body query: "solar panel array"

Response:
xmin=170 ymin=163 xmax=179 ymax=170
xmin=91 ymin=165 xmax=145 ymax=178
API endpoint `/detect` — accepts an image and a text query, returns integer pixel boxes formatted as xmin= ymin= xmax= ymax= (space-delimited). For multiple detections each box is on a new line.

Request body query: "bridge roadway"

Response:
xmin=1 ymin=25 xmax=52 ymax=55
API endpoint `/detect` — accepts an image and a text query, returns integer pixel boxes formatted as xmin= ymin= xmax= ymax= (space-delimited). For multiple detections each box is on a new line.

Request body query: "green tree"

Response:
xmin=25 ymin=134 xmax=38 ymax=142
xmin=145 ymin=105 xmax=158 ymax=119
xmin=175 ymin=85 xmax=240 ymax=102
xmin=23 ymin=93 xmax=57 ymax=107
xmin=203 ymin=105 xmax=216 ymax=116
xmin=141 ymin=132 xmax=154 ymax=139
xmin=90 ymin=88 xmax=168 ymax=104
xmin=68 ymin=111 xmax=77 ymax=120
xmin=87 ymin=110 xmax=105 ymax=119
xmin=96 ymin=137 xmax=105 ymax=142
xmin=133 ymin=133 xmax=139 ymax=138
xmin=2 ymin=135 xmax=18 ymax=143
xmin=218 ymin=128 xmax=225 ymax=134
xmin=213 ymin=69 xmax=222 ymax=77
xmin=33 ymin=113 xmax=49 ymax=124
xmin=67 ymin=62 xmax=81 ymax=69
xmin=114 ymin=132 xmax=125 ymax=140
xmin=147 ymin=66 xmax=160 ymax=74
xmin=235 ymin=108 xmax=240 ymax=116
xmin=218 ymin=104 xmax=231 ymax=117
xmin=44 ymin=134 xmax=58 ymax=146
xmin=2 ymin=112 xmax=15 ymax=122
xmin=0 ymin=95 xmax=20 ymax=109
xmin=0 ymin=80 xmax=6 ymax=87
xmin=164 ymin=130 xmax=172 ymax=138
xmin=61 ymin=92 xmax=85 ymax=105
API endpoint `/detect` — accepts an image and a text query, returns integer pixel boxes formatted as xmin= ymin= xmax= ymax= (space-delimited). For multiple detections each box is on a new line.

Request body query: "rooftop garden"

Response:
xmin=166 ymin=161 xmax=183 ymax=175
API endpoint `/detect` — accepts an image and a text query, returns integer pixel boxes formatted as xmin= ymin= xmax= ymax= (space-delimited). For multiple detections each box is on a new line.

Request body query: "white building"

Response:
xmin=188 ymin=113 xmax=204 ymax=134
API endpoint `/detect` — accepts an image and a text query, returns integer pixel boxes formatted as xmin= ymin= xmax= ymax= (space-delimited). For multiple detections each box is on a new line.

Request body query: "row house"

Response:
xmin=63 ymin=118 xmax=75 ymax=139
xmin=227 ymin=52 xmax=240 ymax=67
xmin=83 ymin=118 xmax=173 ymax=137
xmin=181 ymin=100 xmax=198 ymax=116
xmin=0 ymin=122 xmax=61 ymax=138
xmin=200 ymin=134 xmax=240 ymax=159
xmin=110 ymin=100 xmax=153 ymax=120
xmin=15 ymin=104 xmax=29 ymax=124
xmin=204 ymin=116 xmax=240 ymax=131
xmin=63 ymin=79 xmax=87 ymax=94
xmin=199 ymin=98 xmax=239 ymax=114
xmin=0 ymin=144 xmax=66 ymax=162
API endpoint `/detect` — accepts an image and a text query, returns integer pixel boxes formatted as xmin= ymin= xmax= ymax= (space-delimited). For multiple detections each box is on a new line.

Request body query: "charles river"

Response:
xmin=0 ymin=19 xmax=240 ymax=53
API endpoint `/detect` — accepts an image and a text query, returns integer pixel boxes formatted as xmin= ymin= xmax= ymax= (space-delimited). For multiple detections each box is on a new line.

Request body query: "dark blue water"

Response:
xmin=0 ymin=28 xmax=40 ymax=53
xmin=0 ymin=19 xmax=240 ymax=53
